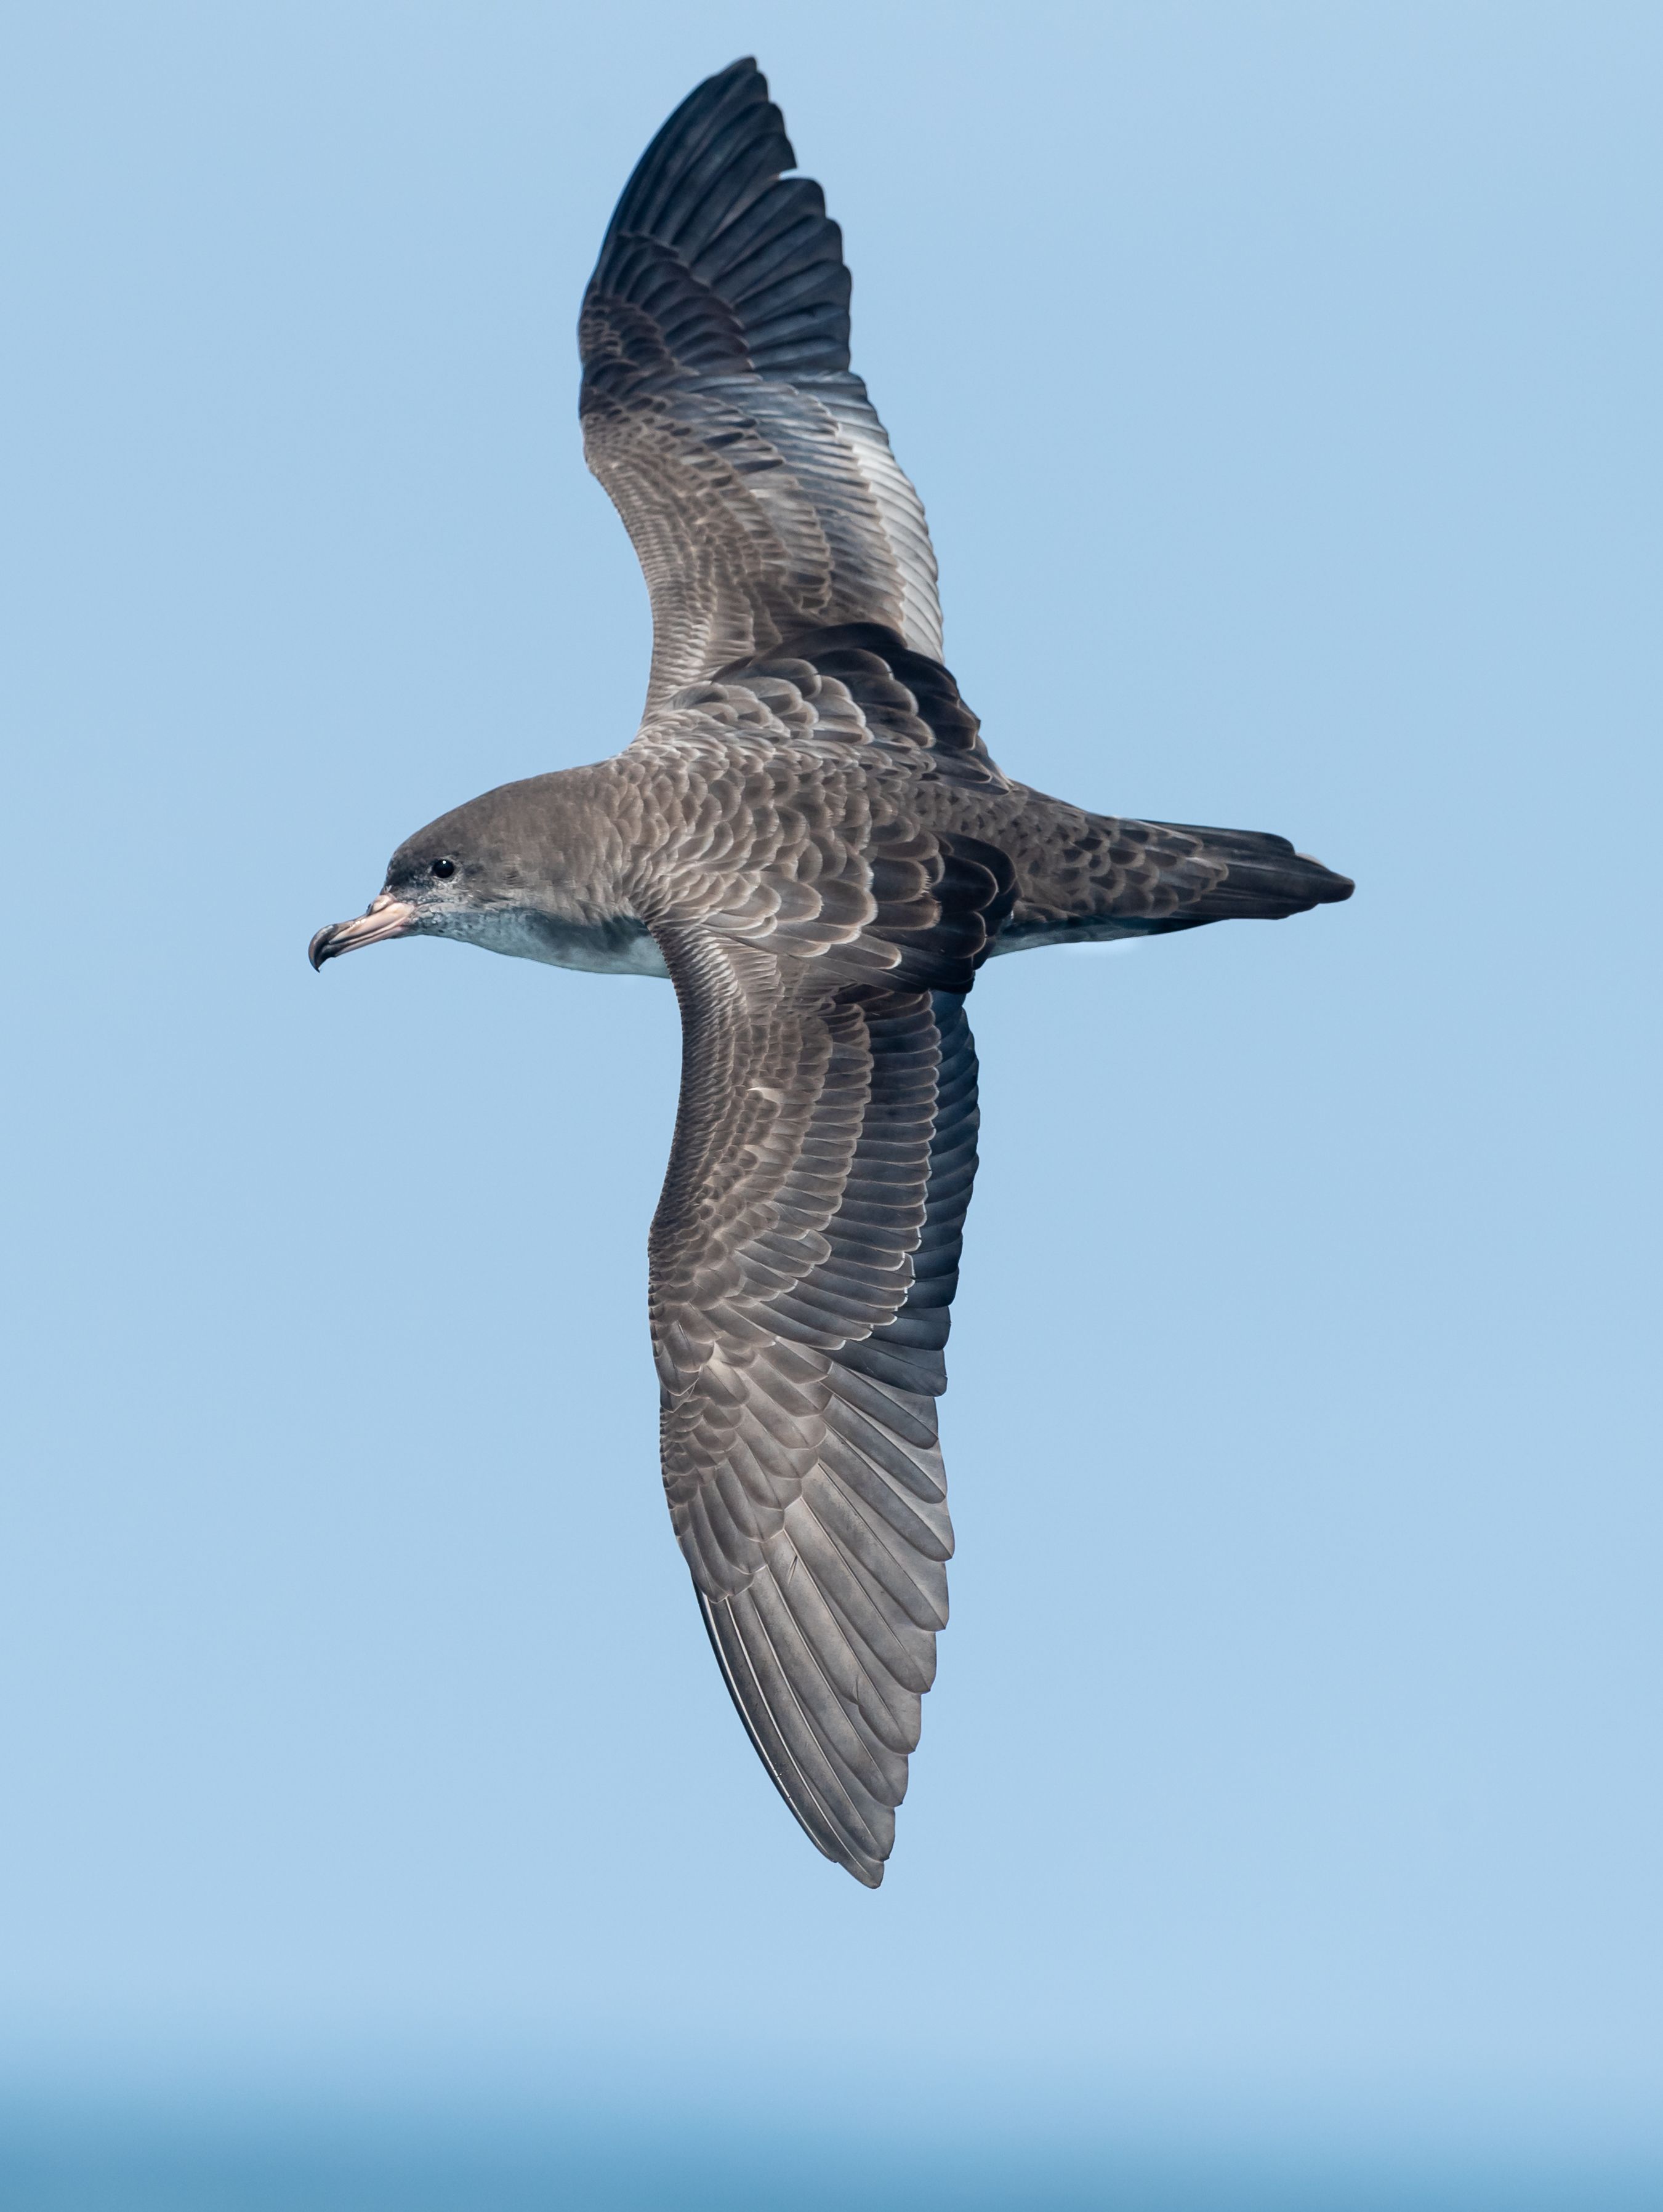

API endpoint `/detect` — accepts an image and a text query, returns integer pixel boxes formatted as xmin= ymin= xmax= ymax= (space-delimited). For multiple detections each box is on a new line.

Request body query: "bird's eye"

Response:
xmin=431 ymin=857 xmax=457 ymax=880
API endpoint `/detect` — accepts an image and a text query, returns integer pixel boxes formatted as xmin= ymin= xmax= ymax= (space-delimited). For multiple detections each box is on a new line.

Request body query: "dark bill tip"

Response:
xmin=307 ymin=895 xmax=416 ymax=970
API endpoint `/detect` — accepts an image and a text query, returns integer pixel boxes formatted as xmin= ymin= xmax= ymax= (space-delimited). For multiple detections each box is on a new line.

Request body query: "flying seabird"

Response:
xmin=310 ymin=59 xmax=1353 ymax=1887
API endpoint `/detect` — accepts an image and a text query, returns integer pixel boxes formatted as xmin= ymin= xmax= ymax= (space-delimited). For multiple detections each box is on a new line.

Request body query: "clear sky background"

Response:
xmin=3 ymin=2 xmax=1660 ymax=2203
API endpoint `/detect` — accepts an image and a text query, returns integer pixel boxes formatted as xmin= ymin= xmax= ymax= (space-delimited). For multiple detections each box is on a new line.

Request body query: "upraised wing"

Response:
xmin=581 ymin=58 xmax=944 ymax=715
xmin=643 ymin=782 xmax=1013 ymax=1885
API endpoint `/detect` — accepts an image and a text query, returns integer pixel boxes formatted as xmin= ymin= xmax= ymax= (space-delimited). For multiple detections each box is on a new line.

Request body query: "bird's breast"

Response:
xmin=437 ymin=907 xmax=671 ymax=978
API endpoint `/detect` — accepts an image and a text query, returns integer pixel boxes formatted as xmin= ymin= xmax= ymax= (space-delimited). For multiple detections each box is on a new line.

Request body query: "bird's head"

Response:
xmin=308 ymin=790 xmax=539 ymax=970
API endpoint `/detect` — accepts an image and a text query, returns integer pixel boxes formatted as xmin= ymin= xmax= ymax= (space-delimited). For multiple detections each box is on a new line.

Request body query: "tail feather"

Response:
xmin=989 ymin=806 xmax=1353 ymax=957
xmin=1146 ymin=819 xmax=1355 ymax=923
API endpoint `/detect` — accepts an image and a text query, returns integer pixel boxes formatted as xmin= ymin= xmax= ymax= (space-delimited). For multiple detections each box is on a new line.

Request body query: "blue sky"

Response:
xmin=3 ymin=2 xmax=1659 ymax=2199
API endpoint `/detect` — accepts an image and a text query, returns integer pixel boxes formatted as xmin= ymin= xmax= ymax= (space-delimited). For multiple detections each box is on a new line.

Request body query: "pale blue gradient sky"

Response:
xmin=3 ymin=1 xmax=1659 ymax=2194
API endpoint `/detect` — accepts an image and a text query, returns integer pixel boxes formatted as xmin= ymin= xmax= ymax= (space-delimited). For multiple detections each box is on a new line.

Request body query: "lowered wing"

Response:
xmin=642 ymin=759 xmax=1013 ymax=1883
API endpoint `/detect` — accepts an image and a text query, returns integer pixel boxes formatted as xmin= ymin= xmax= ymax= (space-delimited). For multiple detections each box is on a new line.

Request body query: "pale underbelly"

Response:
xmin=436 ymin=908 xmax=672 ymax=977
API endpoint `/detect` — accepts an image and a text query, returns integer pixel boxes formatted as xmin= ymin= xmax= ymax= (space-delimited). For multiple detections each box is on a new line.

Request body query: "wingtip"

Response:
xmin=687 ymin=54 xmax=766 ymax=109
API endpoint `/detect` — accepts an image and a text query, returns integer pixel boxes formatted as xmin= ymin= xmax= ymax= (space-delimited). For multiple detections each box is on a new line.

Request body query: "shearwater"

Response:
xmin=310 ymin=58 xmax=1352 ymax=1886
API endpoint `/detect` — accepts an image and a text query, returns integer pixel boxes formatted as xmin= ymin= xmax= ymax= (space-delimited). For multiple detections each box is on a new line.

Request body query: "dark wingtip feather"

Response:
xmin=584 ymin=59 xmax=852 ymax=389
xmin=697 ymin=1590 xmax=888 ymax=1887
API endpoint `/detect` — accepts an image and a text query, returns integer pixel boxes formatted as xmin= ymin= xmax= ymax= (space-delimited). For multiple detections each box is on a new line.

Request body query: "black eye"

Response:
xmin=430 ymin=857 xmax=457 ymax=880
